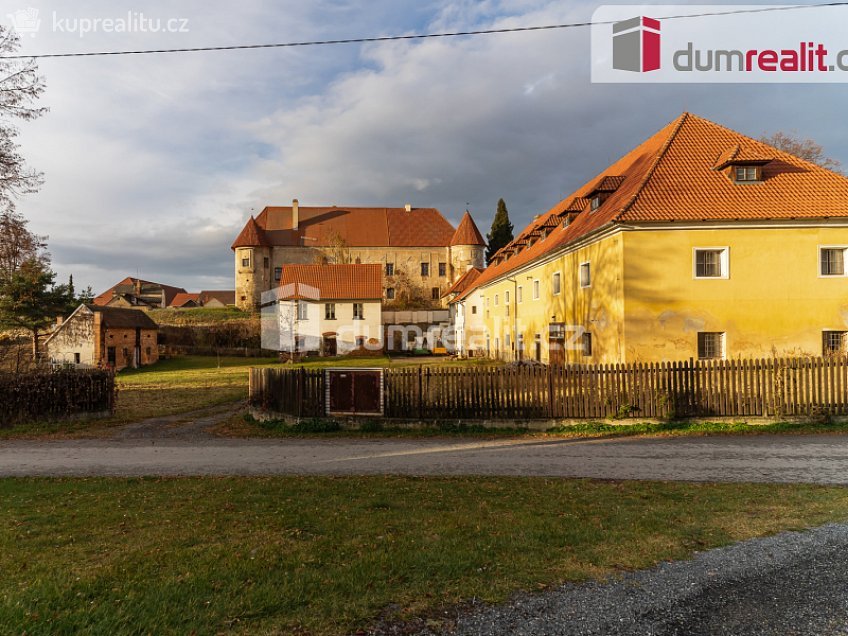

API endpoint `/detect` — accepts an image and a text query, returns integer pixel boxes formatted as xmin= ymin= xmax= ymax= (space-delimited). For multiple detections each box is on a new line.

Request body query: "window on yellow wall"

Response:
xmin=552 ymin=272 xmax=561 ymax=295
xmin=582 ymin=332 xmax=592 ymax=357
xmin=533 ymin=280 xmax=540 ymax=300
xmin=494 ymin=294 xmax=499 ymax=306
xmin=580 ymin=262 xmax=591 ymax=288
xmin=823 ymin=331 xmax=847 ymax=355
xmin=820 ymin=247 xmax=847 ymax=276
xmin=517 ymin=286 xmax=523 ymax=303
xmin=697 ymin=332 xmax=725 ymax=360
xmin=694 ymin=248 xmax=728 ymax=279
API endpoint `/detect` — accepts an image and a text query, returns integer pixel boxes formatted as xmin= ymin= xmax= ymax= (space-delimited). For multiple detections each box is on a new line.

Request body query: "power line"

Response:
xmin=1 ymin=2 xmax=846 ymax=60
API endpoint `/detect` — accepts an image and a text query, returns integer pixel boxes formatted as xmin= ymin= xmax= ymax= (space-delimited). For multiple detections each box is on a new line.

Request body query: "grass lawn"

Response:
xmin=1 ymin=477 xmax=847 ymax=635
xmin=147 ymin=307 xmax=251 ymax=325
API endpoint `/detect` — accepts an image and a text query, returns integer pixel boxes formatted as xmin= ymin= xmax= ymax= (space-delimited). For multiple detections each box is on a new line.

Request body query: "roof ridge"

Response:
xmin=613 ymin=112 xmax=690 ymax=221
xmin=687 ymin=112 xmax=845 ymax=178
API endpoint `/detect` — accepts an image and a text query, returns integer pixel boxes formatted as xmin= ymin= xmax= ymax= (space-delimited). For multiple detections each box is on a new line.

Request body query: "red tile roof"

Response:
xmin=712 ymin=144 xmax=775 ymax=170
xmin=235 ymin=206 xmax=459 ymax=249
xmin=450 ymin=211 xmax=486 ymax=246
xmin=169 ymin=292 xmax=200 ymax=308
xmin=93 ymin=277 xmax=187 ymax=308
xmin=443 ymin=267 xmax=483 ymax=298
xmin=278 ymin=264 xmax=383 ymax=300
xmin=461 ymin=112 xmax=848 ymax=297
xmin=231 ymin=216 xmax=270 ymax=249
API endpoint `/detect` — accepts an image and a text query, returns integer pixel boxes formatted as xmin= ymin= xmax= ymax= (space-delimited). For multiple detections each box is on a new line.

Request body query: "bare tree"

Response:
xmin=0 ymin=209 xmax=47 ymax=279
xmin=0 ymin=26 xmax=47 ymax=280
xmin=759 ymin=131 xmax=842 ymax=173
xmin=324 ymin=230 xmax=350 ymax=264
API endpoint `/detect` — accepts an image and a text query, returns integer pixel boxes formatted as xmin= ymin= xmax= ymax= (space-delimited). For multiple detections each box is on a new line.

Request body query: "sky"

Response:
xmin=5 ymin=0 xmax=848 ymax=294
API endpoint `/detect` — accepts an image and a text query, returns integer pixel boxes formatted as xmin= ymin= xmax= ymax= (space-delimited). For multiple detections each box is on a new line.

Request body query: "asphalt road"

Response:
xmin=3 ymin=433 xmax=848 ymax=481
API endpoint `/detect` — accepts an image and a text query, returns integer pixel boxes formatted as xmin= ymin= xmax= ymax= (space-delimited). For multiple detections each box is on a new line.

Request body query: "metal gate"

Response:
xmin=325 ymin=368 xmax=384 ymax=416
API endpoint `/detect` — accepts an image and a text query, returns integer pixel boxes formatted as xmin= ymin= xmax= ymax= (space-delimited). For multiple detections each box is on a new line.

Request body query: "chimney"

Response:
xmin=56 ymin=316 xmax=64 ymax=326
xmin=404 ymin=203 xmax=412 ymax=212
xmin=292 ymin=199 xmax=299 ymax=230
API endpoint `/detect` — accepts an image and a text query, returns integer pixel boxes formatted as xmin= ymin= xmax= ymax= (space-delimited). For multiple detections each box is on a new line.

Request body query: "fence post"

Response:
xmin=418 ymin=365 xmax=424 ymax=420
xmin=547 ymin=365 xmax=554 ymax=418
xmin=296 ymin=367 xmax=305 ymax=418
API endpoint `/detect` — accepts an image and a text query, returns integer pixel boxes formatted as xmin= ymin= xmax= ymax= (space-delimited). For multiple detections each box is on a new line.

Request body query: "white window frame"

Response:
xmin=552 ymin=272 xmax=562 ymax=295
xmin=693 ymin=247 xmax=730 ymax=280
xmin=517 ymin=286 xmax=523 ymax=303
xmin=532 ymin=279 xmax=540 ymax=300
xmin=505 ymin=290 xmax=510 ymax=305
xmin=579 ymin=262 xmax=591 ymax=288
xmin=297 ymin=301 xmax=309 ymax=321
xmin=324 ymin=303 xmax=336 ymax=320
xmin=819 ymin=246 xmax=848 ymax=278
xmin=494 ymin=294 xmax=499 ymax=307
xmin=353 ymin=303 xmax=364 ymax=320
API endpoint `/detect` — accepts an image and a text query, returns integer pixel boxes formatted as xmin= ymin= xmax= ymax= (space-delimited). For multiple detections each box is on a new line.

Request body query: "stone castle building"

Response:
xmin=231 ymin=200 xmax=486 ymax=311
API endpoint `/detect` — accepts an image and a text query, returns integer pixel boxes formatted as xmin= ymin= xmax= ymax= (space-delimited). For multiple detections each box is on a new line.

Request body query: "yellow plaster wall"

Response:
xmin=622 ymin=226 xmax=848 ymax=361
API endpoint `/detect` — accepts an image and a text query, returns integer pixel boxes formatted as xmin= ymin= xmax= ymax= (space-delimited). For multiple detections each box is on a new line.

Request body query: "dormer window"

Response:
xmin=590 ymin=196 xmax=602 ymax=211
xmin=714 ymin=145 xmax=772 ymax=183
xmin=734 ymin=165 xmax=761 ymax=183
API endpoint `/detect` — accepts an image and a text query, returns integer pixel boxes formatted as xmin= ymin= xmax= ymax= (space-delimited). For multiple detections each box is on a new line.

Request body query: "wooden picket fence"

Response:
xmin=249 ymin=356 xmax=848 ymax=420
xmin=0 ymin=369 xmax=116 ymax=427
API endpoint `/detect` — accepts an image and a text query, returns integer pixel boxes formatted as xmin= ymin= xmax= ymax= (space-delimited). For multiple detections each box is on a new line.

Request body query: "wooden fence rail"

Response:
xmin=249 ymin=356 xmax=848 ymax=420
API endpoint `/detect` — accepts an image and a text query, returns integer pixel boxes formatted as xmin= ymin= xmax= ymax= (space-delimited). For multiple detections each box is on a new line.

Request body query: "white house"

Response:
xmin=275 ymin=264 xmax=383 ymax=356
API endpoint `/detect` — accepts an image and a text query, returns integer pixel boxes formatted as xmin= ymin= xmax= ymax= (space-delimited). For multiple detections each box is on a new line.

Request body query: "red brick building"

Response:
xmin=45 ymin=305 xmax=159 ymax=370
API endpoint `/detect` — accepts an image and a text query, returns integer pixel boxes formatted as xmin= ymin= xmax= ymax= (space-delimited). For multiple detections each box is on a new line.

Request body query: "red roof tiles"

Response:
xmin=169 ymin=293 xmax=200 ymax=308
xmin=443 ymin=267 xmax=483 ymax=298
xmin=93 ymin=277 xmax=187 ymax=308
xmin=231 ymin=216 xmax=270 ymax=249
xmin=235 ymin=206 xmax=459 ymax=249
xmin=450 ymin=211 xmax=486 ymax=246
xmin=462 ymin=112 xmax=848 ymax=296
xmin=278 ymin=264 xmax=383 ymax=300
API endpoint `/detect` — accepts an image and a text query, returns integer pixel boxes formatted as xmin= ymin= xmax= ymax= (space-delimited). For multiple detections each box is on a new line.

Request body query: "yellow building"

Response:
xmin=231 ymin=201 xmax=485 ymax=311
xmin=453 ymin=113 xmax=848 ymax=364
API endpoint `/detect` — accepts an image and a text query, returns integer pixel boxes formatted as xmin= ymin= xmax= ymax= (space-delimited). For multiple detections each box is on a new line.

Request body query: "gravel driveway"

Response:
xmin=385 ymin=522 xmax=848 ymax=636
xmin=3 ymin=426 xmax=848 ymax=481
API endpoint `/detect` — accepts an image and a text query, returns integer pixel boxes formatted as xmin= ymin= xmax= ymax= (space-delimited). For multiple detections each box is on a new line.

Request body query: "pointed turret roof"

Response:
xmin=450 ymin=211 xmax=486 ymax=246
xmin=231 ymin=216 xmax=270 ymax=249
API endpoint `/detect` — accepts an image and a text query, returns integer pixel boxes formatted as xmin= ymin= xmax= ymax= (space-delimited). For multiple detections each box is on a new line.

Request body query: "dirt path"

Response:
xmin=109 ymin=403 xmax=240 ymax=441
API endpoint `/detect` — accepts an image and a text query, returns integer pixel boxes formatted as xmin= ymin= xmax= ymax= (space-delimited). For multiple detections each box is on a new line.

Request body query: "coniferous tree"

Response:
xmin=485 ymin=198 xmax=514 ymax=265
xmin=0 ymin=259 xmax=71 ymax=361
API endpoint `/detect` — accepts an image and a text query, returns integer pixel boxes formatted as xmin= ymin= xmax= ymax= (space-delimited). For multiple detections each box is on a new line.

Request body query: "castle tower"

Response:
xmin=449 ymin=211 xmax=486 ymax=279
xmin=231 ymin=216 xmax=272 ymax=311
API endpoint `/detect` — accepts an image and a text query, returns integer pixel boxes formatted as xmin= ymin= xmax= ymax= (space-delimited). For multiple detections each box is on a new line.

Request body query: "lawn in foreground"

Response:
xmin=2 ymin=477 xmax=848 ymax=635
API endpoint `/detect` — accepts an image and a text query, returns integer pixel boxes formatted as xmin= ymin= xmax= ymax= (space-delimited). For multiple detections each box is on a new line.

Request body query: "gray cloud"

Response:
xmin=10 ymin=0 xmax=847 ymax=295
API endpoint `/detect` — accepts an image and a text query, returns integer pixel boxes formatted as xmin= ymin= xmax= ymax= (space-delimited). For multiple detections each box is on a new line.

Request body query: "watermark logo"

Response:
xmin=6 ymin=9 xmax=189 ymax=38
xmin=593 ymin=4 xmax=848 ymax=83
xmin=7 ymin=7 xmax=40 ymax=36
xmin=612 ymin=16 xmax=661 ymax=72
